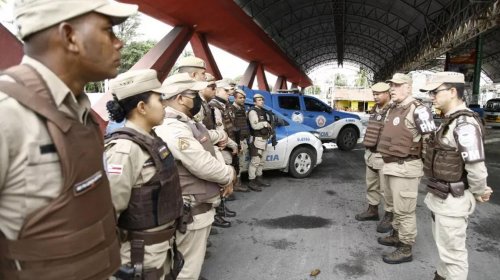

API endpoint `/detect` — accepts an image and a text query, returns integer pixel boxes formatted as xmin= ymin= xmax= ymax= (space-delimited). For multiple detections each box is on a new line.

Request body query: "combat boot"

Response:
xmin=377 ymin=211 xmax=394 ymax=233
xmin=233 ymin=177 xmax=250 ymax=192
xmin=355 ymin=204 xmax=379 ymax=221
xmin=433 ymin=271 xmax=446 ymax=280
xmin=248 ymin=179 xmax=262 ymax=192
xmin=256 ymin=176 xmax=270 ymax=187
xmin=377 ymin=229 xmax=400 ymax=247
xmin=382 ymin=243 xmax=412 ymax=264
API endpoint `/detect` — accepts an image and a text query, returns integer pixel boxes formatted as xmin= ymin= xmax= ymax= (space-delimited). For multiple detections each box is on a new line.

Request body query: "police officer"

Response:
xmin=155 ymin=73 xmax=236 ymax=280
xmin=211 ymin=79 xmax=239 ymax=165
xmin=104 ymin=69 xmax=184 ymax=280
xmin=0 ymin=1 xmax=137 ymax=279
xmin=232 ymin=88 xmax=251 ymax=192
xmin=247 ymin=93 xmax=273 ymax=190
xmin=420 ymin=72 xmax=492 ymax=280
xmin=377 ymin=73 xmax=436 ymax=264
xmin=176 ymin=56 xmax=207 ymax=81
xmin=355 ymin=82 xmax=394 ymax=234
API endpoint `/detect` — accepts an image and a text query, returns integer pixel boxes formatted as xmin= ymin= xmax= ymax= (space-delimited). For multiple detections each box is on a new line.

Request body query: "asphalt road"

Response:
xmin=201 ymin=131 xmax=500 ymax=280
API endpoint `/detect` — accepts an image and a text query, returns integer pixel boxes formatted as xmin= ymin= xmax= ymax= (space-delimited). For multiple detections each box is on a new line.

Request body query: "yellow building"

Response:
xmin=327 ymin=87 xmax=375 ymax=112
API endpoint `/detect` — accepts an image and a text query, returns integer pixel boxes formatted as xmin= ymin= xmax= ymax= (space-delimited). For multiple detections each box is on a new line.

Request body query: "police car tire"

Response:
xmin=336 ymin=126 xmax=358 ymax=151
xmin=288 ymin=146 xmax=316 ymax=178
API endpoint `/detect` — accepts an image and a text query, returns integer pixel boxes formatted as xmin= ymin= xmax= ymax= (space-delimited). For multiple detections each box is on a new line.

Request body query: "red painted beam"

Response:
xmin=240 ymin=61 xmax=258 ymax=88
xmin=120 ymin=0 xmax=312 ymax=87
xmin=274 ymin=76 xmax=287 ymax=91
xmin=191 ymin=32 xmax=222 ymax=80
xmin=0 ymin=24 xmax=23 ymax=69
xmin=256 ymin=64 xmax=269 ymax=91
xmin=92 ymin=26 xmax=193 ymax=122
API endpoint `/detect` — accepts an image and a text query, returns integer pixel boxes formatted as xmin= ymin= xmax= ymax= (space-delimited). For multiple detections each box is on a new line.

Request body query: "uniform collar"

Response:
xmin=397 ymin=96 xmax=414 ymax=107
xmin=21 ymin=56 xmax=82 ymax=108
xmin=125 ymin=120 xmax=154 ymax=139
xmin=444 ymin=103 xmax=468 ymax=117
xmin=165 ymin=106 xmax=191 ymax=122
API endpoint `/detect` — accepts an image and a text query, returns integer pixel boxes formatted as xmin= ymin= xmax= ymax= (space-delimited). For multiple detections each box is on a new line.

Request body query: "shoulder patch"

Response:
xmin=413 ymin=105 xmax=436 ymax=134
xmin=178 ymin=138 xmax=190 ymax=151
xmin=453 ymin=122 xmax=484 ymax=163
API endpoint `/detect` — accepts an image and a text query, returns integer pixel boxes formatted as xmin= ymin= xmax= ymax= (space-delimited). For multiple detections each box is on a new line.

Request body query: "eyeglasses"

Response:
xmin=428 ymin=87 xmax=450 ymax=96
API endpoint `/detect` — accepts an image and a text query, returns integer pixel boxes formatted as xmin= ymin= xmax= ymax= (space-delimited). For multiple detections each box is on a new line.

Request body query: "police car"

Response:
xmin=242 ymin=101 xmax=323 ymax=178
xmin=241 ymin=87 xmax=363 ymax=151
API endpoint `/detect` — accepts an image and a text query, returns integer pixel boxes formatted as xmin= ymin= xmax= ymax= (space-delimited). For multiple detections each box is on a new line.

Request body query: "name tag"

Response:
xmin=74 ymin=171 xmax=102 ymax=194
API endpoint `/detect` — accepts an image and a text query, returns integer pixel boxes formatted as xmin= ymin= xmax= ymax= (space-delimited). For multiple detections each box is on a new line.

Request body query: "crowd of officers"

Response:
xmin=356 ymin=72 xmax=493 ymax=280
xmin=0 ymin=1 xmax=278 ymax=280
xmin=0 ymin=1 xmax=495 ymax=280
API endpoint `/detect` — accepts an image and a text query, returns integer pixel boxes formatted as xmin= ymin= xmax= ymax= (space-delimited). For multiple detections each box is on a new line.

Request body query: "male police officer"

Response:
xmin=0 ymin=1 xmax=137 ymax=279
xmin=248 ymin=93 xmax=273 ymax=190
xmin=232 ymin=88 xmax=251 ymax=192
xmin=420 ymin=72 xmax=492 ymax=280
xmin=356 ymin=82 xmax=394 ymax=233
xmin=176 ymin=56 xmax=207 ymax=81
xmin=155 ymin=73 xmax=236 ymax=280
xmin=377 ymin=73 xmax=436 ymax=264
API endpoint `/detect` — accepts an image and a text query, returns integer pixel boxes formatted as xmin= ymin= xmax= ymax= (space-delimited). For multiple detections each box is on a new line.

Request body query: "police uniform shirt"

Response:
xmin=0 ymin=56 xmax=90 ymax=240
xmin=382 ymin=96 xmax=425 ymax=178
xmin=424 ymin=103 xmax=488 ymax=217
xmin=105 ymin=121 xmax=173 ymax=269
xmin=156 ymin=107 xmax=235 ymax=229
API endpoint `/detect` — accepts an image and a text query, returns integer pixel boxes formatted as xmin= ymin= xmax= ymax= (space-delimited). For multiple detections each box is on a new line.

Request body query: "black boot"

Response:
xmin=216 ymin=205 xmax=236 ymax=217
xmin=248 ymin=179 xmax=262 ymax=192
xmin=256 ymin=176 xmax=270 ymax=187
xmin=377 ymin=211 xmax=394 ymax=233
xmin=433 ymin=271 xmax=446 ymax=280
xmin=212 ymin=215 xmax=231 ymax=228
xmin=355 ymin=204 xmax=379 ymax=221
xmin=225 ymin=193 xmax=236 ymax=201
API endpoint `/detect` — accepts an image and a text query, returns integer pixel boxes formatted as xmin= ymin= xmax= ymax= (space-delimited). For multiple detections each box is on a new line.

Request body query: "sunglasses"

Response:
xmin=428 ymin=87 xmax=450 ymax=96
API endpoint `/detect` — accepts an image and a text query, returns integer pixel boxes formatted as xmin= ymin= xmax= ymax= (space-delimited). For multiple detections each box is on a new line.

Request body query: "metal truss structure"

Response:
xmin=234 ymin=0 xmax=500 ymax=82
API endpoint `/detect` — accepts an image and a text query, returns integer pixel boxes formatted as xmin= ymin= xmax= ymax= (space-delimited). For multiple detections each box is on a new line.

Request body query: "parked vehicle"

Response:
xmin=484 ymin=98 xmax=500 ymax=127
xmin=242 ymin=101 xmax=324 ymax=178
xmin=241 ymin=87 xmax=363 ymax=151
xmin=468 ymin=104 xmax=484 ymax=118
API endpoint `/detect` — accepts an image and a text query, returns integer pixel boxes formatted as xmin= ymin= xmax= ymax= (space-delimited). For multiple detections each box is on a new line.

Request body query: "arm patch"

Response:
xmin=453 ymin=121 xmax=485 ymax=163
xmin=413 ymin=105 xmax=436 ymax=134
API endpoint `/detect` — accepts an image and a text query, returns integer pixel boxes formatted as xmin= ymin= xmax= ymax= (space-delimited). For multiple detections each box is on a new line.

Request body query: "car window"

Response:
xmin=485 ymin=100 xmax=500 ymax=112
xmin=304 ymin=96 xmax=329 ymax=112
xmin=278 ymin=96 xmax=300 ymax=110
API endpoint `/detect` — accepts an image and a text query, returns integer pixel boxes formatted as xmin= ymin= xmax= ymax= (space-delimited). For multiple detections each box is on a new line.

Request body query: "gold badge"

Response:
xmin=178 ymin=139 xmax=190 ymax=151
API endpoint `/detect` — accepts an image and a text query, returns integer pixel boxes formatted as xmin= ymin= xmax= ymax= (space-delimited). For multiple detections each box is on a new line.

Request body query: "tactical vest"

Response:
xmin=0 ymin=65 xmax=120 ymax=280
xmin=201 ymin=100 xmax=216 ymax=130
xmin=105 ymin=128 xmax=183 ymax=231
xmin=249 ymin=106 xmax=271 ymax=139
xmin=423 ymin=110 xmax=485 ymax=182
xmin=363 ymin=104 xmax=390 ymax=148
xmin=164 ymin=113 xmax=221 ymax=202
xmin=232 ymin=103 xmax=250 ymax=139
xmin=210 ymin=98 xmax=235 ymax=139
xmin=377 ymin=100 xmax=422 ymax=158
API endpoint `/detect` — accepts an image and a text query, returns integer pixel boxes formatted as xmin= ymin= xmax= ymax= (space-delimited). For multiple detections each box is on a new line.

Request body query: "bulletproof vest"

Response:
xmin=232 ymin=103 xmax=250 ymax=139
xmin=377 ymin=100 xmax=422 ymax=158
xmin=105 ymin=128 xmax=183 ymax=231
xmin=164 ymin=112 xmax=221 ymax=202
xmin=423 ymin=110 xmax=485 ymax=182
xmin=210 ymin=98 xmax=235 ymax=139
xmin=363 ymin=104 xmax=390 ymax=148
xmin=0 ymin=65 xmax=120 ymax=280
xmin=201 ymin=99 xmax=216 ymax=130
xmin=249 ymin=106 xmax=271 ymax=138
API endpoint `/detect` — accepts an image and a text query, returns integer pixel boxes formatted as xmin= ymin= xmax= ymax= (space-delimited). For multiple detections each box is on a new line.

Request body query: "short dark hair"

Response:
xmin=443 ymin=83 xmax=465 ymax=99
xmin=106 ymin=92 xmax=154 ymax=122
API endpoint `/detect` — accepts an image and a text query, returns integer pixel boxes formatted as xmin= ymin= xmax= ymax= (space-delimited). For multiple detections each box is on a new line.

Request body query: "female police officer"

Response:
xmin=105 ymin=69 xmax=184 ymax=280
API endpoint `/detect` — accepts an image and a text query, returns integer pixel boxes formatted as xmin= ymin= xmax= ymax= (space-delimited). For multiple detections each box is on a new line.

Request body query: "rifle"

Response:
xmin=264 ymin=109 xmax=278 ymax=149
xmin=231 ymin=128 xmax=241 ymax=174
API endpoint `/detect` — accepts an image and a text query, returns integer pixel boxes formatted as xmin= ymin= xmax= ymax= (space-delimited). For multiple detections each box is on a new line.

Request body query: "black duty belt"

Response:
xmin=120 ymin=223 xmax=176 ymax=245
xmin=382 ymin=155 xmax=420 ymax=164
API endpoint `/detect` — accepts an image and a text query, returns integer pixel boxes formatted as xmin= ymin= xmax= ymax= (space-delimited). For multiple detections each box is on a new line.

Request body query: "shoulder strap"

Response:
xmin=0 ymin=64 xmax=72 ymax=132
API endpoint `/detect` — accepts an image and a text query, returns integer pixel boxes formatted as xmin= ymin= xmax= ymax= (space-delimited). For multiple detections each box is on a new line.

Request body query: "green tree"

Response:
xmin=354 ymin=68 xmax=369 ymax=88
xmin=118 ymin=40 xmax=156 ymax=73
xmin=305 ymin=85 xmax=321 ymax=95
xmin=334 ymin=73 xmax=347 ymax=87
